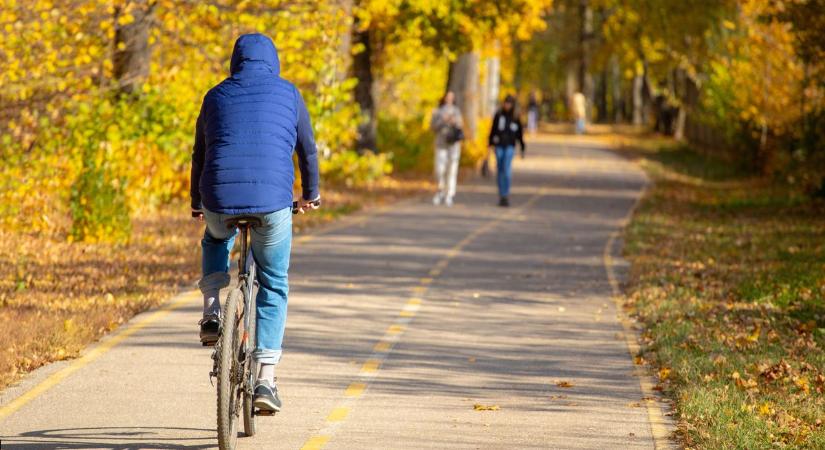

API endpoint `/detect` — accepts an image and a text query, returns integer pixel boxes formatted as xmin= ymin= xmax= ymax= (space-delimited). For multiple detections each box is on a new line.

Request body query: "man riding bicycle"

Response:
xmin=190 ymin=33 xmax=320 ymax=413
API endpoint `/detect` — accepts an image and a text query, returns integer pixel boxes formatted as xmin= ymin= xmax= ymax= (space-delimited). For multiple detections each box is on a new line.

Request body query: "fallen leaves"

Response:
xmin=731 ymin=371 xmax=759 ymax=391
xmin=759 ymin=360 xmax=791 ymax=382
xmin=555 ymin=381 xmax=574 ymax=388
xmin=473 ymin=404 xmax=500 ymax=411
xmin=620 ymin=141 xmax=825 ymax=448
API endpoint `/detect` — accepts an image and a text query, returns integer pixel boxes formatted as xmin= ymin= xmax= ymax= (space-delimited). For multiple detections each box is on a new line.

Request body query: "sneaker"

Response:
xmin=254 ymin=379 xmax=282 ymax=412
xmin=432 ymin=194 xmax=442 ymax=206
xmin=444 ymin=197 xmax=454 ymax=207
xmin=498 ymin=196 xmax=509 ymax=207
xmin=199 ymin=313 xmax=220 ymax=346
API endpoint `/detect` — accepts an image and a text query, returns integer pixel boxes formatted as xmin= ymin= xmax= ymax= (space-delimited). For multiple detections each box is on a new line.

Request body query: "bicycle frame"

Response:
xmin=236 ymin=226 xmax=256 ymax=362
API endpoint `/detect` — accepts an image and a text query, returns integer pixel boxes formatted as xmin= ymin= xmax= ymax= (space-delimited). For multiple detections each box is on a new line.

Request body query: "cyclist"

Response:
xmin=190 ymin=33 xmax=320 ymax=413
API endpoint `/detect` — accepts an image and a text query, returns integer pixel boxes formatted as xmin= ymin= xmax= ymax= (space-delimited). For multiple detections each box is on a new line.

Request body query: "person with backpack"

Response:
xmin=430 ymin=91 xmax=464 ymax=206
xmin=488 ymin=95 xmax=525 ymax=207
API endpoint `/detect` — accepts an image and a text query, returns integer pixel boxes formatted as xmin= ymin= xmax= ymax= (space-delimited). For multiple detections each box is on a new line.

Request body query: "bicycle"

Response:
xmin=209 ymin=200 xmax=320 ymax=450
xmin=209 ymin=215 xmax=260 ymax=449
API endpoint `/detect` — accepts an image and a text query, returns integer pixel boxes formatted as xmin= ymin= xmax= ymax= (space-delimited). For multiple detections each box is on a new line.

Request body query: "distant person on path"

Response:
xmin=430 ymin=91 xmax=464 ymax=206
xmin=190 ymin=33 xmax=321 ymax=413
xmin=488 ymin=94 xmax=525 ymax=207
xmin=527 ymin=92 xmax=539 ymax=134
xmin=573 ymin=91 xmax=587 ymax=134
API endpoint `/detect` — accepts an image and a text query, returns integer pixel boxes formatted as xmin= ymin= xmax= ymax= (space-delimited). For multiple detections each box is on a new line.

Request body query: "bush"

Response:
xmin=319 ymin=150 xmax=392 ymax=187
xmin=70 ymin=162 xmax=131 ymax=244
xmin=377 ymin=115 xmax=433 ymax=173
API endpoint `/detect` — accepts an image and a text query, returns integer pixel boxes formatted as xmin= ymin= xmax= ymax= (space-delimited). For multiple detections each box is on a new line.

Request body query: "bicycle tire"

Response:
xmin=242 ymin=270 xmax=257 ymax=436
xmin=217 ymin=288 xmax=242 ymax=450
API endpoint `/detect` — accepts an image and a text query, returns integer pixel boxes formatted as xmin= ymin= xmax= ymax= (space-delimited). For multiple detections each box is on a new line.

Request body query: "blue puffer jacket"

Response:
xmin=190 ymin=33 xmax=319 ymax=215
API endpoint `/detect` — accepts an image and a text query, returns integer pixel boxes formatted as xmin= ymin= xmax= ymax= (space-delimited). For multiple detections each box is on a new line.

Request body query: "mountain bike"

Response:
xmin=210 ymin=215 xmax=261 ymax=450
xmin=209 ymin=200 xmax=320 ymax=449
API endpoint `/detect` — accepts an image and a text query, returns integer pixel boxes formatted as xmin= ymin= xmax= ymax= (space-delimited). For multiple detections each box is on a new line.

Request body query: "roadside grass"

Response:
xmin=0 ymin=179 xmax=429 ymax=391
xmin=617 ymin=137 xmax=825 ymax=449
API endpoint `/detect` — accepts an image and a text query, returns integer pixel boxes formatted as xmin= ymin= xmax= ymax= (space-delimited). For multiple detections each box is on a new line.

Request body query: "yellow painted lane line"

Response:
xmin=301 ymin=436 xmax=331 ymax=450
xmin=301 ymin=188 xmax=548 ymax=449
xmin=386 ymin=324 xmax=406 ymax=335
xmin=0 ymin=290 xmax=199 ymax=422
xmin=360 ymin=359 xmax=382 ymax=374
xmin=603 ymin=187 xmax=673 ymax=448
xmin=372 ymin=341 xmax=393 ymax=353
xmin=344 ymin=382 xmax=367 ymax=398
xmin=326 ymin=407 xmax=350 ymax=422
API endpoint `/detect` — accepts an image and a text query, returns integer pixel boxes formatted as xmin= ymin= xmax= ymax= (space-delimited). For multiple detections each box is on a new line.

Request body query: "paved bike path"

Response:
xmin=0 ymin=135 xmax=674 ymax=449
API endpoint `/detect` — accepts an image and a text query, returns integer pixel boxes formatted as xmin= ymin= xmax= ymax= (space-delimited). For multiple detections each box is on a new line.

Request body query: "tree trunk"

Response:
xmin=673 ymin=68 xmax=687 ymax=140
xmin=595 ymin=69 xmax=608 ymax=123
xmin=578 ymin=0 xmax=594 ymax=118
xmin=566 ymin=64 xmax=577 ymax=119
xmin=632 ymin=73 xmax=644 ymax=126
xmin=351 ymin=24 xmax=376 ymax=152
xmin=337 ymin=0 xmax=353 ymax=83
xmin=610 ymin=56 xmax=622 ymax=123
xmin=479 ymin=54 xmax=500 ymax=118
xmin=513 ymin=39 xmax=523 ymax=93
xmin=448 ymin=52 xmax=480 ymax=140
xmin=113 ymin=0 xmax=153 ymax=94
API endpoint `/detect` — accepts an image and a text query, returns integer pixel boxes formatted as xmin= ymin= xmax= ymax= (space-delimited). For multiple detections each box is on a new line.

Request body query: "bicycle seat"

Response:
xmin=224 ymin=215 xmax=264 ymax=229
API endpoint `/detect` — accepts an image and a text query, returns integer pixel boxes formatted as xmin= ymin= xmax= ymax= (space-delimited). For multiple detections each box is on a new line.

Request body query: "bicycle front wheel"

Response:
xmin=217 ymin=288 xmax=242 ymax=450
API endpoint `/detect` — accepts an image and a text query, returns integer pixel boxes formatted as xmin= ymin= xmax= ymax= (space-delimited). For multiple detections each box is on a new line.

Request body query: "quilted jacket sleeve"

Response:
xmin=294 ymin=87 xmax=320 ymax=201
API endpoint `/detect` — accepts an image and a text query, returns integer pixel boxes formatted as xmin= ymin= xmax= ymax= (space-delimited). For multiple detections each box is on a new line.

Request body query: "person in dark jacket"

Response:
xmin=190 ymin=33 xmax=321 ymax=412
xmin=488 ymin=95 xmax=525 ymax=207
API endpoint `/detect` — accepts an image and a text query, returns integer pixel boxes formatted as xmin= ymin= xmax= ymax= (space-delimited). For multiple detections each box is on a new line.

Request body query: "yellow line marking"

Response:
xmin=360 ymin=359 xmax=381 ymax=373
xmin=603 ymin=186 xmax=672 ymax=448
xmin=299 ymin=188 xmax=548 ymax=449
xmin=344 ymin=382 xmax=366 ymax=398
xmin=0 ymin=290 xmax=198 ymax=421
xmin=373 ymin=341 xmax=392 ymax=352
xmin=301 ymin=435 xmax=330 ymax=450
xmin=326 ymin=407 xmax=349 ymax=422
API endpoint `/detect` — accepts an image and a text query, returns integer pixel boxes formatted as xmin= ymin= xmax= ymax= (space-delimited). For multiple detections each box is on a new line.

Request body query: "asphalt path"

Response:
xmin=0 ymin=134 xmax=674 ymax=449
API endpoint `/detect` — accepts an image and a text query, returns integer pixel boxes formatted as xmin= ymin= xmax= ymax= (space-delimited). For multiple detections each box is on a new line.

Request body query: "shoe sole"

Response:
xmin=254 ymin=397 xmax=281 ymax=413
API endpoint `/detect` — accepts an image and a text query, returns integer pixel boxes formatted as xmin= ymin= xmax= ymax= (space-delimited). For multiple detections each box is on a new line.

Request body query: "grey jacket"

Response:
xmin=430 ymin=104 xmax=464 ymax=148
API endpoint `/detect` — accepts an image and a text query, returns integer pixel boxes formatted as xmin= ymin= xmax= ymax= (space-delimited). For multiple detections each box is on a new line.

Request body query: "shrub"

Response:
xmin=319 ymin=150 xmax=392 ymax=187
xmin=377 ymin=115 xmax=433 ymax=173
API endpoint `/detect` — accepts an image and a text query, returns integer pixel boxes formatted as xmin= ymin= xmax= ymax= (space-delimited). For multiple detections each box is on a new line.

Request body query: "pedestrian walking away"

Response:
xmin=573 ymin=91 xmax=587 ymax=134
xmin=430 ymin=91 xmax=464 ymax=207
xmin=527 ymin=92 xmax=539 ymax=134
xmin=190 ymin=33 xmax=321 ymax=414
xmin=488 ymin=94 xmax=525 ymax=208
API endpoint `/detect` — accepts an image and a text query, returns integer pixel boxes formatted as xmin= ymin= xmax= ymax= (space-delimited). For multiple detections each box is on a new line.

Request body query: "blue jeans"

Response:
xmin=495 ymin=145 xmax=515 ymax=197
xmin=201 ymin=207 xmax=292 ymax=364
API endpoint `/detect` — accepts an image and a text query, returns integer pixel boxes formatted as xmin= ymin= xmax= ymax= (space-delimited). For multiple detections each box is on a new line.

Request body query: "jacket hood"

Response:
xmin=230 ymin=33 xmax=280 ymax=75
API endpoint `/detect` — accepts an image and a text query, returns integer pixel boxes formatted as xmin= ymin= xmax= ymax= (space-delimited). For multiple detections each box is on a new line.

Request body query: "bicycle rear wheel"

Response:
xmin=217 ymin=288 xmax=242 ymax=450
xmin=242 ymin=269 xmax=257 ymax=436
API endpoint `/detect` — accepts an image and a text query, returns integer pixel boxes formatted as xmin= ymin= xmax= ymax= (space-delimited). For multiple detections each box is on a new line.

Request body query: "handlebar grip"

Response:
xmin=292 ymin=199 xmax=322 ymax=214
